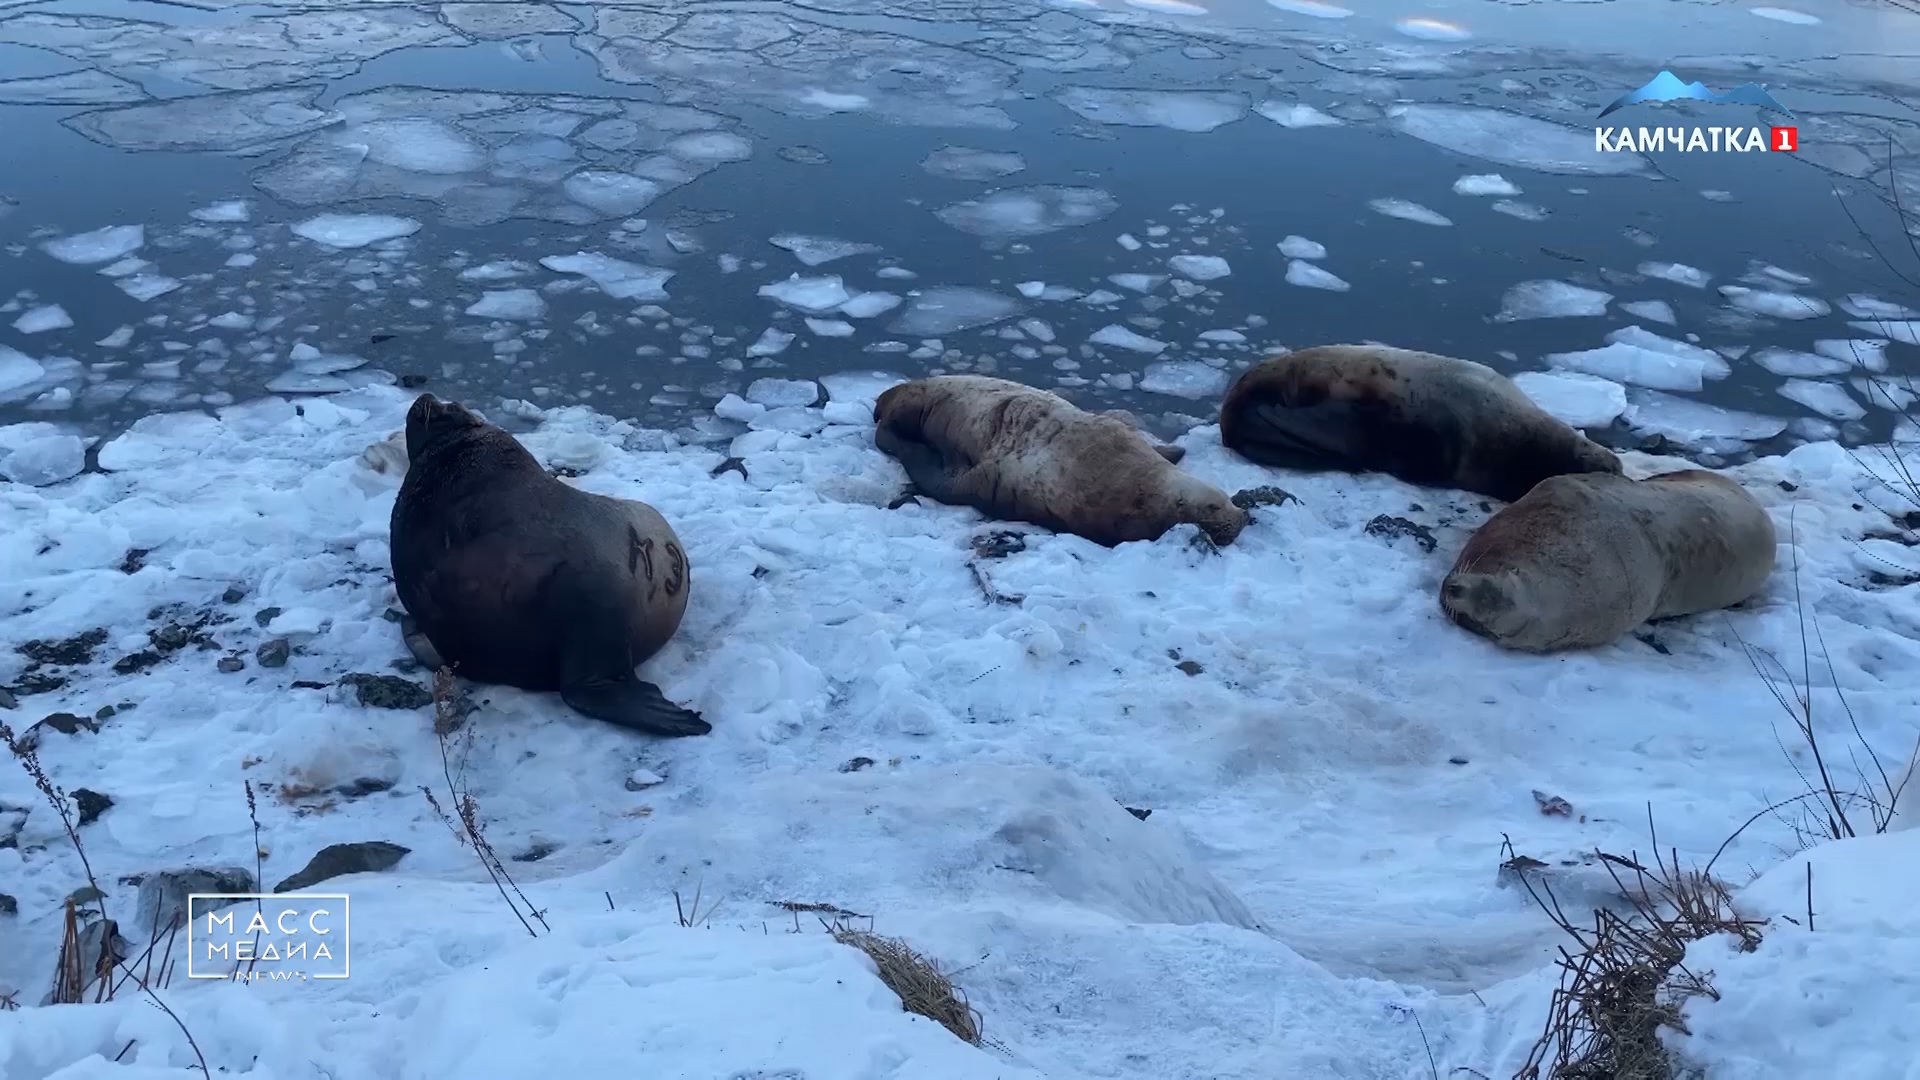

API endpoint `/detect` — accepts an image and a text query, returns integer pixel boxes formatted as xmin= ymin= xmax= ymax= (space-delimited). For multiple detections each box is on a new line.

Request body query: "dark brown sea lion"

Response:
xmin=872 ymin=375 xmax=1249 ymax=547
xmin=389 ymin=393 xmax=708 ymax=737
xmin=1441 ymin=469 xmax=1777 ymax=652
xmin=1219 ymin=344 xmax=1622 ymax=502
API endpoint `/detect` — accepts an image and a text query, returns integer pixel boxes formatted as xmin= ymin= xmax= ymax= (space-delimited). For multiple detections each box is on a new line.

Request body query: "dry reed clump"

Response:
xmin=826 ymin=917 xmax=985 ymax=1047
xmin=1506 ymin=835 xmax=1766 ymax=1080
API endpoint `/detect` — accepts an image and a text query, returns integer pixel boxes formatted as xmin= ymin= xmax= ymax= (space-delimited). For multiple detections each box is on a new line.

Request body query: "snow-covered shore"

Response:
xmin=2 ymin=381 xmax=1917 ymax=1078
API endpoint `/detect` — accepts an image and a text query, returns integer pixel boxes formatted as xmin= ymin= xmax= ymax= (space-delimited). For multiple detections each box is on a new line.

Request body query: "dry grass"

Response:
xmin=825 ymin=917 xmax=986 ymax=1047
xmin=1506 ymin=825 xmax=1766 ymax=1080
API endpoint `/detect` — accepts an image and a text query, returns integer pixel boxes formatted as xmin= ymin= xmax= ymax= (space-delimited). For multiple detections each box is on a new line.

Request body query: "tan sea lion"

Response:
xmin=1440 ymin=469 xmax=1777 ymax=652
xmin=872 ymin=375 xmax=1249 ymax=547
xmin=389 ymin=393 xmax=708 ymax=737
xmin=1219 ymin=345 xmax=1622 ymax=502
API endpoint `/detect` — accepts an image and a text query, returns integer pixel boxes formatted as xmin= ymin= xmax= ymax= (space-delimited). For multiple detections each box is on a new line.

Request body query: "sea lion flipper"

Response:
xmin=879 ymin=432 xmax=965 ymax=504
xmin=399 ymin=615 xmax=447 ymax=670
xmin=560 ymin=676 xmax=711 ymax=737
xmin=1153 ymin=444 xmax=1186 ymax=465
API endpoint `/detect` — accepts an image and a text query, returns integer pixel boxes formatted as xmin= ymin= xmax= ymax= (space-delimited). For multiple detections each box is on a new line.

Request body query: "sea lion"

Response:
xmin=872 ymin=375 xmax=1249 ymax=547
xmin=1440 ymin=469 xmax=1777 ymax=652
xmin=1218 ymin=345 xmax=1622 ymax=502
xmin=389 ymin=393 xmax=708 ymax=737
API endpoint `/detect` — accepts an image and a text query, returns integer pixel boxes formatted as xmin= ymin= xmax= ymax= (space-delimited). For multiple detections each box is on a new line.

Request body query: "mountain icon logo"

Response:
xmin=1597 ymin=70 xmax=1795 ymax=119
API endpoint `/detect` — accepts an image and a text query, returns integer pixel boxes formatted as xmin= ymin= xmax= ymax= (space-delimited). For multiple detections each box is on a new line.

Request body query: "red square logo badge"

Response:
xmin=1770 ymin=126 xmax=1799 ymax=152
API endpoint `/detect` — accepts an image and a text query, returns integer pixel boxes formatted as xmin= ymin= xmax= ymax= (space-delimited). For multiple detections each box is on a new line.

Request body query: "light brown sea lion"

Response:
xmin=1219 ymin=344 xmax=1622 ymax=502
xmin=1440 ymin=469 xmax=1777 ymax=652
xmin=872 ymin=375 xmax=1249 ymax=547
xmin=389 ymin=393 xmax=707 ymax=737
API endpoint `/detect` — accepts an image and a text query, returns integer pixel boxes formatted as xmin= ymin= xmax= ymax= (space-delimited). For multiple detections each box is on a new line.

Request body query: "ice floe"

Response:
xmin=1266 ymin=0 xmax=1352 ymax=17
xmin=1052 ymin=87 xmax=1248 ymax=133
xmin=290 ymin=213 xmax=421 ymax=249
xmin=1451 ymin=174 xmax=1518 ymax=197
xmin=1090 ymin=325 xmax=1170 ymax=355
xmin=1394 ymin=17 xmax=1471 ymax=42
xmin=1256 ymin=102 xmax=1343 ymax=128
xmin=1617 ymin=300 xmax=1676 ymax=325
xmin=12 ymin=305 xmax=73 ymax=335
xmin=1278 ymin=235 xmax=1327 ymax=259
xmin=1777 ymin=379 xmax=1866 ymax=422
xmin=920 ymin=147 xmax=1027 ymax=180
xmin=934 ymin=186 xmax=1119 ymax=239
xmin=540 ymin=252 xmax=674 ymax=301
xmin=40 ymin=224 xmax=143 ymax=265
xmin=887 ymin=287 xmax=1022 ymax=336
xmin=465 ymin=289 xmax=548 ymax=322
xmin=1367 ymin=198 xmax=1452 ymax=226
xmin=1139 ymin=360 xmax=1227 ymax=397
xmin=1719 ymin=286 xmax=1831 ymax=320
xmin=1510 ymin=370 xmax=1628 ymax=429
xmin=1392 ymin=105 xmax=1653 ymax=177
xmin=1640 ymin=262 xmax=1713 ymax=289
xmin=1168 ymin=255 xmax=1231 ymax=281
xmin=1286 ymin=261 xmax=1350 ymax=291
xmin=759 ymin=274 xmax=854 ymax=315
xmin=1494 ymin=280 xmax=1613 ymax=321
xmin=770 ymin=234 xmax=882 ymax=267
xmin=1622 ymin=389 xmax=1790 ymax=451
xmin=1546 ymin=327 xmax=1729 ymax=392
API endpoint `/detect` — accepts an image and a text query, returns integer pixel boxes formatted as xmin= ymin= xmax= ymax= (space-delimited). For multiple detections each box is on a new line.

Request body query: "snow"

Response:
xmin=1368 ymin=198 xmax=1452 ymax=227
xmin=289 ymin=214 xmax=421 ymax=249
xmin=1168 ymin=255 xmax=1231 ymax=282
xmin=1776 ymin=379 xmax=1866 ymax=421
xmin=541 ymin=253 xmax=674 ymax=301
xmin=1256 ymin=102 xmax=1343 ymax=128
xmin=1278 ymin=235 xmax=1326 ymax=260
xmin=1452 ymin=174 xmax=1518 ymax=197
xmin=465 ymin=289 xmax=547 ymax=322
xmin=1089 ymin=324 xmax=1169 ymax=354
xmin=1720 ymin=286 xmax=1831 ymax=321
xmin=12 ymin=305 xmax=73 ymax=335
xmin=887 ymin=287 xmax=1022 ymax=336
xmin=1641 ymin=261 xmax=1713 ymax=288
xmin=1392 ymin=105 xmax=1652 ymax=177
xmin=935 ymin=186 xmax=1119 ymax=238
xmin=1494 ymin=280 xmax=1613 ymax=321
xmin=1053 ymin=87 xmax=1248 ymax=133
xmin=0 ymin=384 xmax=1917 ymax=1079
xmin=769 ymin=234 xmax=882 ymax=267
xmin=1285 ymin=260 xmax=1350 ymax=292
xmin=1510 ymin=370 xmax=1628 ymax=429
xmin=40 ymin=224 xmax=144 ymax=265
xmin=1139 ymin=360 xmax=1227 ymax=397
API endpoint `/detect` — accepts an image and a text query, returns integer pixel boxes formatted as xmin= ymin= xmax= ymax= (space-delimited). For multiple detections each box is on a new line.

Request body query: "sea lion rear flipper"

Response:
xmin=877 ymin=431 xmax=966 ymax=504
xmin=561 ymin=676 xmax=711 ymax=738
xmin=1153 ymin=444 xmax=1186 ymax=465
xmin=399 ymin=615 xmax=447 ymax=670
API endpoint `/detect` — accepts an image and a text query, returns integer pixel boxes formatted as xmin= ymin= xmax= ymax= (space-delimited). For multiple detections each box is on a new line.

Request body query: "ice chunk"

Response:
xmin=1286 ymin=260 xmax=1349 ymax=291
xmin=0 ymin=346 xmax=46 ymax=393
xmin=118 ymin=274 xmax=182 ymax=302
xmin=98 ymin=257 xmax=148 ymax=278
xmin=1751 ymin=348 xmax=1850 ymax=377
xmin=541 ymin=252 xmax=674 ymax=301
xmin=459 ymin=260 xmax=534 ymax=282
xmin=13 ymin=305 xmax=72 ymax=334
xmin=1623 ymin=389 xmax=1789 ymax=450
xmin=1109 ymin=273 xmax=1165 ymax=294
xmin=714 ymin=394 xmax=764 ymax=423
xmin=1393 ymin=105 xmax=1653 ymax=177
xmin=1200 ymin=329 xmax=1246 ymax=343
xmin=97 ymin=326 xmax=133 ymax=348
xmin=354 ymin=117 xmax=486 ymax=173
xmin=1016 ymin=281 xmax=1048 ymax=298
xmin=1719 ymin=286 xmax=1830 ymax=320
xmin=1494 ymin=280 xmax=1612 ymax=321
xmin=1812 ymin=339 xmax=1888 ymax=373
xmin=1848 ymin=320 xmax=1920 ymax=346
xmin=935 ymin=186 xmax=1119 ymax=238
xmin=1256 ymin=102 xmax=1342 ymax=128
xmin=562 ymin=171 xmax=663 ymax=217
xmin=0 ymin=69 xmax=144 ymax=106
xmin=1053 ymin=87 xmax=1248 ymax=132
xmin=1168 ymin=255 xmax=1231 ymax=281
xmin=1607 ymin=325 xmax=1728 ymax=374
xmin=666 ymin=130 xmax=752 ymax=163
xmin=887 ymin=287 xmax=1022 ymax=336
xmin=1278 ymin=235 xmax=1326 ymax=259
xmin=291 ymin=214 xmax=421 ymax=249
xmin=1117 ymin=234 xmax=1142 ymax=252
xmin=189 ymin=200 xmax=251 ymax=224
xmin=1639 ymin=262 xmax=1712 ymax=288
xmin=265 ymin=371 xmax=350 ymax=394
xmin=1546 ymin=337 xmax=1726 ymax=393
xmin=805 ymin=318 xmax=855 ymax=337
xmin=1511 ymin=371 xmax=1627 ymax=429
xmin=921 ymin=147 xmax=1027 ymax=180
xmin=758 ymin=274 xmax=852 ymax=314
xmin=0 ymin=426 xmax=85 ymax=486
xmin=1777 ymin=379 xmax=1864 ymax=421
xmin=747 ymin=328 xmax=796 ymax=356
xmin=1368 ymin=198 xmax=1452 ymax=226
xmin=466 ymin=289 xmax=547 ymax=321
xmin=41 ymin=224 xmax=144 ymax=265
xmin=746 ymin=378 xmax=820 ymax=407
xmin=1089 ymin=325 xmax=1168 ymax=354
xmin=1853 ymin=376 xmax=1918 ymax=412
xmin=840 ymin=292 xmax=902 ymax=319
xmin=1491 ymin=201 xmax=1548 ymax=221
xmin=1267 ymin=0 xmax=1353 ymax=17
xmin=1618 ymin=299 xmax=1676 ymax=325
xmin=1839 ymin=294 xmax=1919 ymax=319
xmin=1018 ymin=319 xmax=1056 ymax=343
xmin=820 ymin=371 xmax=907 ymax=406
xmin=769 ymin=234 xmax=881 ymax=267
xmin=1140 ymin=360 xmax=1228 ymax=398
xmin=1452 ymin=173 xmax=1519 ymax=196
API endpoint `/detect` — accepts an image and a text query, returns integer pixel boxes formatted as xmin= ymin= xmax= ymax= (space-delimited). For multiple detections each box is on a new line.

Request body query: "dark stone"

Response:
xmin=18 ymin=628 xmax=109 ymax=667
xmin=399 ymin=373 xmax=429 ymax=389
xmin=73 ymin=788 xmax=113 ymax=827
xmin=1175 ymin=659 xmax=1204 ymax=677
xmin=1363 ymin=515 xmax=1437 ymax=554
xmin=222 ymin=585 xmax=249 ymax=604
xmin=25 ymin=712 xmax=97 ymax=748
xmin=1777 ymin=480 xmax=1798 ymax=493
xmin=709 ymin=456 xmax=748 ymax=480
xmin=512 ymin=842 xmax=558 ymax=863
xmin=256 ymin=639 xmax=291 ymax=668
xmin=112 ymin=650 xmax=163 ymax=675
xmin=134 ymin=866 xmax=255 ymax=936
xmin=12 ymin=669 xmax=67 ymax=695
xmin=335 ymin=777 xmax=394 ymax=798
xmin=370 ymin=332 xmax=398 ymax=346
xmin=217 ymin=656 xmax=245 ymax=674
xmin=1449 ymin=756 xmax=1469 ymax=766
xmin=119 ymin=548 xmax=150 ymax=574
xmin=0 ymin=893 xmax=15 ymax=916
xmin=839 ymin=756 xmax=875 ymax=773
xmin=970 ymin=531 xmax=1028 ymax=559
xmin=339 ymin=673 xmax=432 ymax=710
xmin=1231 ymin=485 xmax=1298 ymax=511
xmin=1124 ymin=806 xmax=1152 ymax=820
xmin=94 ymin=704 xmax=116 ymax=720
xmin=1633 ymin=631 xmax=1672 ymax=656
xmin=273 ymin=841 xmax=410 ymax=894
xmin=254 ymin=607 xmax=283 ymax=628
xmin=0 ymin=687 xmax=15 ymax=710
xmin=291 ymin=680 xmax=328 ymax=690
xmin=885 ymin=491 xmax=920 ymax=510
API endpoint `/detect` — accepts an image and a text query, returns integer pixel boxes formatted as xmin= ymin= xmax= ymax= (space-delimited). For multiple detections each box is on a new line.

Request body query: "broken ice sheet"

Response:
xmin=1169 ymin=255 xmax=1231 ymax=281
xmin=1392 ymin=105 xmax=1654 ymax=177
xmin=189 ymin=200 xmax=251 ymax=224
xmin=541 ymin=252 xmax=674 ymax=301
xmin=1623 ymin=388 xmax=1788 ymax=452
xmin=1140 ymin=361 xmax=1227 ymax=398
xmin=1286 ymin=260 xmax=1349 ymax=291
xmin=117 ymin=273 xmax=182 ymax=302
xmin=439 ymin=3 xmax=583 ymax=39
xmin=0 ymin=68 xmax=146 ymax=105
xmin=920 ymin=147 xmax=1027 ymax=180
xmin=935 ymin=186 xmax=1118 ymax=238
xmin=1776 ymin=379 xmax=1865 ymax=422
xmin=1090 ymin=325 xmax=1168 ymax=355
xmin=13 ymin=305 xmax=73 ymax=334
xmin=1719 ymin=286 xmax=1830 ymax=320
xmin=1052 ymin=87 xmax=1248 ymax=133
xmin=887 ymin=287 xmax=1022 ymax=336
xmin=1511 ymin=370 xmax=1627 ymax=429
xmin=769 ymin=234 xmax=882 ymax=267
xmin=759 ymin=274 xmax=853 ymax=314
xmin=1494 ymin=280 xmax=1612 ymax=321
xmin=1546 ymin=327 xmax=1729 ymax=393
xmin=1256 ymin=101 xmax=1342 ymax=128
xmin=466 ymin=289 xmax=547 ymax=321
xmin=292 ymin=213 xmax=421 ymax=249
xmin=41 ymin=224 xmax=144 ymax=265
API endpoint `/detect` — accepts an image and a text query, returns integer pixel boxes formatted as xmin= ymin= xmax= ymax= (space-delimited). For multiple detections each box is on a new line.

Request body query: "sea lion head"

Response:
xmin=1439 ymin=567 xmax=1544 ymax=646
xmin=1566 ymin=433 xmax=1626 ymax=478
xmin=405 ymin=393 xmax=487 ymax=462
